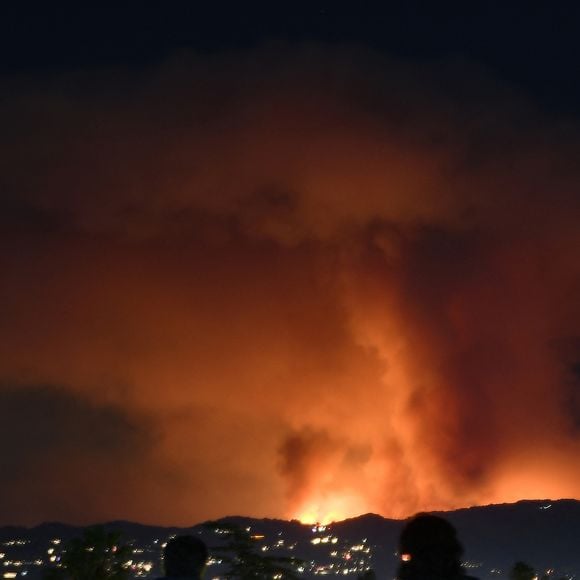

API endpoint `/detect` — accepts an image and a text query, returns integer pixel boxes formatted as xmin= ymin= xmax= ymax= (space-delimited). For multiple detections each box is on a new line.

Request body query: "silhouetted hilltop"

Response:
xmin=1 ymin=499 xmax=578 ymax=579
xmin=444 ymin=499 xmax=580 ymax=574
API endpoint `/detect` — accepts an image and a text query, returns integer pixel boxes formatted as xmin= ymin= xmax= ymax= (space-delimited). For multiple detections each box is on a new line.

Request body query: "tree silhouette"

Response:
xmin=43 ymin=526 xmax=131 ymax=580
xmin=510 ymin=561 xmax=536 ymax=580
xmin=205 ymin=521 xmax=302 ymax=579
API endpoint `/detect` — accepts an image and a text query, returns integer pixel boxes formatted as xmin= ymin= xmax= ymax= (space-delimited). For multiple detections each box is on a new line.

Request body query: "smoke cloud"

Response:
xmin=0 ymin=46 xmax=579 ymax=525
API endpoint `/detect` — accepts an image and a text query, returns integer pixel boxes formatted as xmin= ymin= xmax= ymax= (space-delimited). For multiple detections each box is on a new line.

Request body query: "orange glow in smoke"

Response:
xmin=1 ymin=48 xmax=580 ymax=528
xmin=294 ymin=492 xmax=367 ymax=524
xmin=297 ymin=508 xmax=345 ymax=525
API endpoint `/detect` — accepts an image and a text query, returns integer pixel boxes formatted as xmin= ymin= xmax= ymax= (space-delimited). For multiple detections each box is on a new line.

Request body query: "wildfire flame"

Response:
xmin=294 ymin=492 xmax=367 ymax=524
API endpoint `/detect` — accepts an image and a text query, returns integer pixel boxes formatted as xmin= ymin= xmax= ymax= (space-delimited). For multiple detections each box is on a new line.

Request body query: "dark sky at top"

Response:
xmin=2 ymin=3 xmax=580 ymax=114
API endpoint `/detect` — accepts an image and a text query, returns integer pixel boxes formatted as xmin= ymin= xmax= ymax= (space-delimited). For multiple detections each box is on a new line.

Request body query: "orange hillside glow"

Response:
xmin=294 ymin=492 xmax=367 ymax=524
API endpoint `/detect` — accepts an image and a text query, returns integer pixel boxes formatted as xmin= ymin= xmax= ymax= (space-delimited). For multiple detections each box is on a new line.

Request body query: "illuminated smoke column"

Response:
xmin=0 ymin=47 xmax=579 ymax=525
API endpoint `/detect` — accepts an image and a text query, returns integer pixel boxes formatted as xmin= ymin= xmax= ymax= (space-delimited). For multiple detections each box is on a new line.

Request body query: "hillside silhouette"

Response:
xmin=1 ymin=500 xmax=578 ymax=579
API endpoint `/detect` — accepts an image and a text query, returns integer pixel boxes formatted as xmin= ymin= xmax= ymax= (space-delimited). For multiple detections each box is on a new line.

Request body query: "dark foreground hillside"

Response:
xmin=0 ymin=499 xmax=578 ymax=579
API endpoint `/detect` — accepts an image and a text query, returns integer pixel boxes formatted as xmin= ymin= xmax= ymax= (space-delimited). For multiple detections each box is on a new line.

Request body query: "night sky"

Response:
xmin=1 ymin=4 xmax=580 ymax=526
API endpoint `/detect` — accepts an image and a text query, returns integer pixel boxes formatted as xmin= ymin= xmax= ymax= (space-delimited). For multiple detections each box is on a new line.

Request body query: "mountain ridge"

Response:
xmin=3 ymin=498 xmax=575 ymax=530
xmin=1 ymin=499 xmax=578 ymax=580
